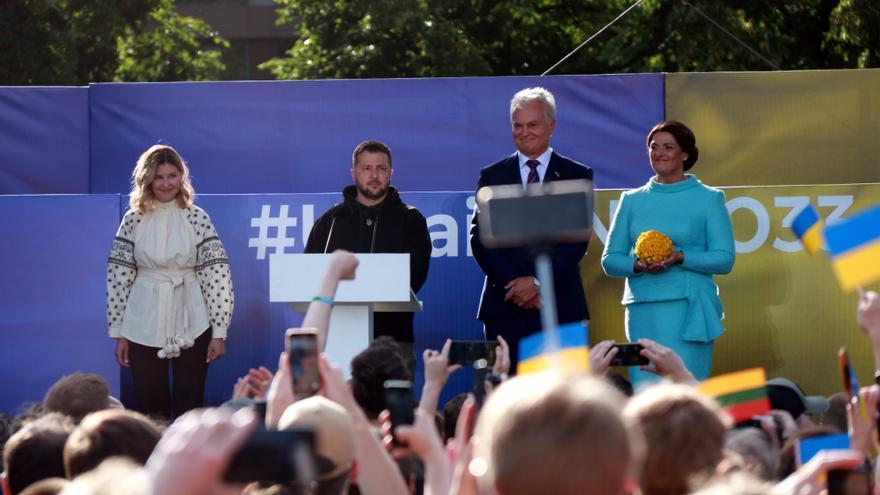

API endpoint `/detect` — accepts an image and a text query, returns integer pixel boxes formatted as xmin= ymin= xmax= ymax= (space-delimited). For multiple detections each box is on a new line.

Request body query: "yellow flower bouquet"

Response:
xmin=634 ymin=230 xmax=675 ymax=264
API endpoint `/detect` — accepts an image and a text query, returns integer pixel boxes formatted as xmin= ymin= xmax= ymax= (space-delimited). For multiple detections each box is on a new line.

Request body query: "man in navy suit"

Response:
xmin=470 ymin=87 xmax=592 ymax=371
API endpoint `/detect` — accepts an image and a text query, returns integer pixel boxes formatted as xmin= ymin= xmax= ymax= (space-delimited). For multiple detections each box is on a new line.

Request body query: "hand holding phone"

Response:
xmin=609 ymin=343 xmax=649 ymax=367
xmin=448 ymin=340 xmax=499 ymax=366
xmin=286 ymin=328 xmax=321 ymax=399
xmin=384 ymin=380 xmax=415 ymax=446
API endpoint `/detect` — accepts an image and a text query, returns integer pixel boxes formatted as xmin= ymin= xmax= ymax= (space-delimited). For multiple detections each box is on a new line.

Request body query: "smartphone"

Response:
xmin=285 ymin=328 xmax=321 ymax=399
xmin=449 ymin=340 xmax=498 ymax=366
xmin=609 ymin=343 xmax=649 ymax=367
xmin=838 ymin=347 xmax=859 ymax=404
xmin=224 ymin=429 xmax=317 ymax=484
xmin=383 ymin=380 xmax=415 ymax=445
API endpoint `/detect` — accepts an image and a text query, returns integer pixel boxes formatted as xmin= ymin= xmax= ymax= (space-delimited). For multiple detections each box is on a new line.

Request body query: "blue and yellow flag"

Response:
xmin=518 ymin=321 xmax=590 ymax=375
xmin=790 ymin=204 xmax=824 ymax=256
xmin=824 ymin=204 xmax=880 ymax=291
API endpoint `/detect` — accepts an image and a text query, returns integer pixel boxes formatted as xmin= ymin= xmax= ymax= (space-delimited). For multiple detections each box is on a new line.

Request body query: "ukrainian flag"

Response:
xmin=517 ymin=321 xmax=590 ymax=375
xmin=824 ymin=204 xmax=880 ymax=292
xmin=791 ymin=204 xmax=824 ymax=256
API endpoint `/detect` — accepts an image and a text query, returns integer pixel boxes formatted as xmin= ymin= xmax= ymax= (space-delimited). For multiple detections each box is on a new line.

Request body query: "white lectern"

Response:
xmin=269 ymin=253 xmax=422 ymax=377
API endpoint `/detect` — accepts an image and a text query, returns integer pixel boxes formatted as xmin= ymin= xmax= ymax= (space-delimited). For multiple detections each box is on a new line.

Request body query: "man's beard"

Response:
xmin=358 ymin=183 xmax=387 ymax=201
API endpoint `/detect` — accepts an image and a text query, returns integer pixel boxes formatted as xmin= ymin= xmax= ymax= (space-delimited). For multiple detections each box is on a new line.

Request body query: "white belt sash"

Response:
xmin=139 ymin=267 xmax=197 ymax=359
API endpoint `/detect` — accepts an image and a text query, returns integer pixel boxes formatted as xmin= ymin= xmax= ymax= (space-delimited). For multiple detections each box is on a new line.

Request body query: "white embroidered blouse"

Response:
xmin=106 ymin=201 xmax=233 ymax=351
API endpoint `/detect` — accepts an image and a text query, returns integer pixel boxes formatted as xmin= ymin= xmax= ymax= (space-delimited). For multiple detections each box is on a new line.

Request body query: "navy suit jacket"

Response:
xmin=470 ymin=151 xmax=592 ymax=324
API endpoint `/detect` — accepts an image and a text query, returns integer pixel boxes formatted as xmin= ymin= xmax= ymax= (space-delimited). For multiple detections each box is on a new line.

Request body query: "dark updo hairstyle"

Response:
xmin=646 ymin=120 xmax=699 ymax=171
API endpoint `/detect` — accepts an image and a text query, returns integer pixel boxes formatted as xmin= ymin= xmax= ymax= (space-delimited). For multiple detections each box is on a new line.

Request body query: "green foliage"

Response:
xmin=115 ymin=0 xmax=229 ymax=82
xmin=0 ymin=0 xmax=77 ymax=85
xmin=827 ymin=0 xmax=880 ymax=67
xmin=0 ymin=0 xmax=227 ymax=85
xmin=262 ymin=0 xmax=879 ymax=79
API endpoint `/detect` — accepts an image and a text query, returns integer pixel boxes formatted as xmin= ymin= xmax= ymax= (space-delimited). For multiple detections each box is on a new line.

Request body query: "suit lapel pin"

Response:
xmin=554 ymin=171 xmax=560 ymax=178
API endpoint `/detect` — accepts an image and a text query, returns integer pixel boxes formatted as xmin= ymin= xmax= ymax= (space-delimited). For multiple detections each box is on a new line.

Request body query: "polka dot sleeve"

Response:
xmin=106 ymin=210 xmax=140 ymax=338
xmin=188 ymin=206 xmax=234 ymax=339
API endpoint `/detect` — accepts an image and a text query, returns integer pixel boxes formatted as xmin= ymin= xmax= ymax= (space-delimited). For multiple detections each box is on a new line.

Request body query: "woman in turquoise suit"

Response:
xmin=601 ymin=120 xmax=735 ymax=387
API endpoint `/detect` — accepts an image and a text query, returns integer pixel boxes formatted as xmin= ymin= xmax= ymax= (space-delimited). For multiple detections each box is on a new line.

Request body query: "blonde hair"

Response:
xmin=128 ymin=144 xmax=195 ymax=212
xmin=624 ymin=383 xmax=730 ymax=495
xmin=474 ymin=372 xmax=633 ymax=495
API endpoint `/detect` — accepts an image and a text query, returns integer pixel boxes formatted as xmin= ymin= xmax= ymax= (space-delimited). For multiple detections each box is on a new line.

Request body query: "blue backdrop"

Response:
xmin=0 ymin=88 xmax=90 ymax=194
xmin=0 ymin=75 xmax=663 ymax=195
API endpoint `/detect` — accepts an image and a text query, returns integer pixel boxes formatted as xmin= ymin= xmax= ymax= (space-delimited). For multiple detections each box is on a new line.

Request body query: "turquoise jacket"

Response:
xmin=601 ymin=174 xmax=735 ymax=343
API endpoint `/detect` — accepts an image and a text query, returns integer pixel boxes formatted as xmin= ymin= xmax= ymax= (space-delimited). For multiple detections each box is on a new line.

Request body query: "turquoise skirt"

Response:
xmin=625 ymin=298 xmax=714 ymax=389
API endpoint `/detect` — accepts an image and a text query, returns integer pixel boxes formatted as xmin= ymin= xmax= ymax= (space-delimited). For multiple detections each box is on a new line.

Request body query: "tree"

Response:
xmin=0 ymin=0 xmax=227 ymax=85
xmin=827 ymin=0 xmax=880 ymax=67
xmin=115 ymin=0 xmax=229 ymax=82
xmin=261 ymin=0 xmax=878 ymax=80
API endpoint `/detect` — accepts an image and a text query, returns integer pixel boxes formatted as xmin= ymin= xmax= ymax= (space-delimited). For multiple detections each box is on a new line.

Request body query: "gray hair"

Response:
xmin=510 ymin=87 xmax=557 ymax=123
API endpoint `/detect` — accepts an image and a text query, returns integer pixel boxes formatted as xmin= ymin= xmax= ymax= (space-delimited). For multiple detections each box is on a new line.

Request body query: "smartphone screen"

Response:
xmin=449 ymin=340 xmax=498 ymax=366
xmin=224 ymin=429 xmax=316 ymax=484
xmin=286 ymin=328 xmax=321 ymax=399
xmin=383 ymin=379 xmax=415 ymax=445
xmin=609 ymin=343 xmax=649 ymax=367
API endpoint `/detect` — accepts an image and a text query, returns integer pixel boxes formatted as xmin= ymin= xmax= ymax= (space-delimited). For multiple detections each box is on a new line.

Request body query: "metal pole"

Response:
xmin=534 ymin=251 xmax=559 ymax=353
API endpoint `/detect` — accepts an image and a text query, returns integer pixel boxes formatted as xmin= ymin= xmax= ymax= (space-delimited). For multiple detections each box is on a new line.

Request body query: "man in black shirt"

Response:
xmin=305 ymin=140 xmax=432 ymax=355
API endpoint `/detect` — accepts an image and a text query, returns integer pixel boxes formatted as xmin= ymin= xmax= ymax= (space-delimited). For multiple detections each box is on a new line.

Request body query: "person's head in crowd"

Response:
xmin=776 ymin=425 xmax=839 ymax=479
xmin=3 ymin=413 xmax=74 ymax=495
xmin=278 ymin=396 xmax=355 ymax=495
xmin=765 ymin=378 xmax=829 ymax=430
xmin=1 ymin=413 xmax=13 ymax=466
xmin=606 ymin=371 xmax=634 ymax=398
xmin=62 ymin=409 xmax=161 ymax=479
xmin=42 ymin=373 xmax=111 ymax=423
xmin=820 ymin=392 xmax=848 ymax=433
xmin=11 ymin=405 xmax=44 ymax=435
xmin=724 ymin=428 xmax=778 ymax=481
xmin=690 ymin=472 xmax=773 ymax=495
xmin=18 ymin=478 xmax=69 ymax=495
xmin=442 ymin=393 xmax=468 ymax=444
xmin=350 ymin=140 xmax=393 ymax=207
xmin=58 ymin=458 xmax=145 ymax=495
xmin=509 ymin=87 xmax=556 ymax=159
xmin=624 ymin=383 xmax=729 ymax=495
xmin=350 ymin=337 xmax=411 ymax=420
xmin=129 ymin=144 xmax=195 ymax=212
xmin=474 ymin=372 xmax=635 ymax=495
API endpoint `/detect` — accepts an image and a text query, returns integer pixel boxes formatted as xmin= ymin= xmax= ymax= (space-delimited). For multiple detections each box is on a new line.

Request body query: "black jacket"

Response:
xmin=304 ymin=185 xmax=432 ymax=342
xmin=470 ymin=152 xmax=591 ymax=324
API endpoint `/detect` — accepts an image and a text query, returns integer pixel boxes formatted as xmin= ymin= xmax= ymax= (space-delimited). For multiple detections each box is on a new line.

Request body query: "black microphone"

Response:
xmin=323 ymin=216 xmax=336 ymax=254
xmin=365 ymin=206 xmax=379 ymax=253
xmin=323 ymin=208 xmax=348 ymax=254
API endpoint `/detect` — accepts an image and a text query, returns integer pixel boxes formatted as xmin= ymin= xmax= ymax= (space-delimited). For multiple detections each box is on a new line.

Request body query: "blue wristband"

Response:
xmin=311 ymin=295 xmax=334 ymax=306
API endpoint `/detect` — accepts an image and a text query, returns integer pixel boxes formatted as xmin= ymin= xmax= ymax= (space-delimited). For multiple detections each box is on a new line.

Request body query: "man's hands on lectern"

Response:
xmin=504 ymin=276 xmax=542 ymax=310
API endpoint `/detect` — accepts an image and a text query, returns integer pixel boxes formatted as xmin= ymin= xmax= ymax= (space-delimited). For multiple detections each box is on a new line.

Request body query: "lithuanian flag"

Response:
xmin=517 ymin=321 xmax=590 ymax=375
xmin=824 ymin=204 xmax=880 ymax=292
xmin=697 ymin=368 xmax=770 ymax=423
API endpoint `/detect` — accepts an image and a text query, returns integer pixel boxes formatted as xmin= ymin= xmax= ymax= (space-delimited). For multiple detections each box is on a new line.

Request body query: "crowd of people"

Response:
xmin=2 ymin=251 xmax=880 ymax=495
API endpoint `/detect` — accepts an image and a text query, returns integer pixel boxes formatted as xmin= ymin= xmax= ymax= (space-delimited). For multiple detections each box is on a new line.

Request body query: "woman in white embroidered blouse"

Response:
xmin=106 ymin=144 xmax=234 ymax=419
